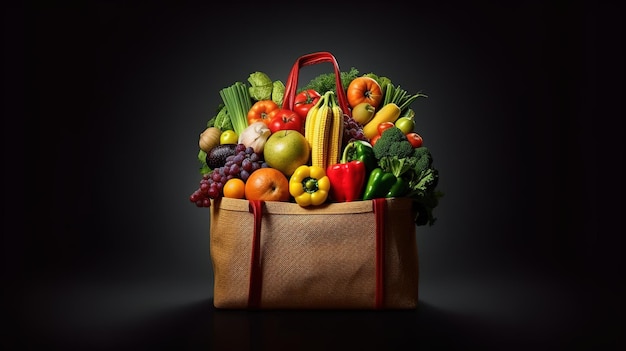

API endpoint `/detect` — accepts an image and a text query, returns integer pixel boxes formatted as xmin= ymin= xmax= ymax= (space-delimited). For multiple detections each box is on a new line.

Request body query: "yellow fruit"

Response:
xmin=220 ymin=130 xmax=238 ymax=145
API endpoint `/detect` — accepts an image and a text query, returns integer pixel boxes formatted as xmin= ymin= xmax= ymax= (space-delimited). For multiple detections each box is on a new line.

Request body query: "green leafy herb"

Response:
xmin=300 ymin=67 xmax=360 ymax=95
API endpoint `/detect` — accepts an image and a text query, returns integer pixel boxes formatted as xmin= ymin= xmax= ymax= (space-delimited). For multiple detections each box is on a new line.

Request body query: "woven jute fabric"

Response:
xmin=209 ymin=197 xmax=419 ymax=309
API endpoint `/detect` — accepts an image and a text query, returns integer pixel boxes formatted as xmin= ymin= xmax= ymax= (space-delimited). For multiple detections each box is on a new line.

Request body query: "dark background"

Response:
xmin=4 ymin=1 xmax=623 ymax=349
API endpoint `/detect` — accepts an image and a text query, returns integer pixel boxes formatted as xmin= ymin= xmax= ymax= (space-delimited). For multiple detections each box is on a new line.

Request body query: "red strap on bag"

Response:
xmin=282 ymin=51 xmax=351 ymax=117
xmin=247 ymin=200 xmax=264 ymax=309
xmin=373 ymin=198 xmax=386 ymax=309
xmin=246 ymin=198 xmax=388 ymax=309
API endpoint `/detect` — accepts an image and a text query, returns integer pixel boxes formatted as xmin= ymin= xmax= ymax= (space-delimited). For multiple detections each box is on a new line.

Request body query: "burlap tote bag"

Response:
xmin=210 ymin=197 xmax=419 ymax=309
xmin=209 ymin=52 xmax=420 ymax=309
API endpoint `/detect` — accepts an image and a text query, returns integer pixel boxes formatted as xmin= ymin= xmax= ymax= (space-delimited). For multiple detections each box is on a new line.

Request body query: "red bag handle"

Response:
xmin=247 ymin=200 xmax=264 ymax=309
xmin=282 ymin=51 xmax=351 ymax=117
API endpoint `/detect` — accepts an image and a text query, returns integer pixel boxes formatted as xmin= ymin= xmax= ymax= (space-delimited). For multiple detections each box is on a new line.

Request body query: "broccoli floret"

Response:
xmin=412 ymin=146 xmax=433 ymax=173
xmin=408 ymin=168 xmax=443 ymax=226
xmin=372 ymin=126 xmax=443 ymax=226
xmin=372 ymin=127 xmax=414 ymax=159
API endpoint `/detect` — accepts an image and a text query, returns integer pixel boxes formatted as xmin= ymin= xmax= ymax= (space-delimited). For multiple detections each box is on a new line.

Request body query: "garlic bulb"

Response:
xmin=238 ymin=122 xmax=271 ymax=153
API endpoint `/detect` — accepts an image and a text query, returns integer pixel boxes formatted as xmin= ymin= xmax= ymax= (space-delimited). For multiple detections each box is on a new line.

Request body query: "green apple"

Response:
xmin=263 ymin=130 xmax=310 ymax=176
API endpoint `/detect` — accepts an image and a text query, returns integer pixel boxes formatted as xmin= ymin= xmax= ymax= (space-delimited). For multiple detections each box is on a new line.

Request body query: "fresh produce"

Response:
xmin=369 ymin=134 xmax=381 ymax=146
xmin=272 ymin=80 xmax=285 ymax=106
xmin=219 ymin=130 xmax=238 ymax=145
xmin=199 ymin=127 xmax=222 ymax=153
xmin=372 ymin=126 xmax=442 ymax=225
xmin=300 ymin=67 xmax=359 ymax=96
xmin=342 ymin=113 xmax=368 ymax=146
xmin=267 ymin=109 xmax=303 ymax=134
xmin=221 ymin=144 xmax=268 ymax=183
xmin=381 ymin=84 xmax=427 ymax=118
xmin=289 ymin=165 xmax=330 ymax=207
xmin=395 ymin=116 xmax=415 ymax=134
xmin=219 ymin=82 xmax=253 ymax=136
xmin=223 ymin=178 xmax=246 ymax=199
xmin=189 ymin=61 xmax=442 ymax=226
xmin=406 ymin=132 xmax=423 ymax=148
xmin=263 ymin=130 xmax=310 ymax=177
xmin=377 ymin=121 xmax=395 ymax=136
xmin=190 ymin=144 xmax=268 ymax=206
xmin=207 ymin=144 xmax=237 ymax=169
xmin=351 ymin=102 xmax=375 ymax=125
xmin=245 ymin=167 xmax=291 ymax=202
xmin=247 ymin=99 xmax=279 ymax=126
xmin=238 ymin=121 xmax=271 ymax=153
xmin=341 ymin=140 xmax=376 ymax=174
xmin=247 ymin=72 xmax=274 ymax=101
xmin=347 ymin=76 xmax=383 ymax=109
xmin=206 ymin=104 xmax=234 ymax=131
xmin=408 ymin=166 xmax=441 ymax=226
xmin=326 ymin=160 xmax=366 ymax=202
xmin=362 ymin=103 xmax=402 ymax=139
xmin=362 ymin=168 xmax=396 ymax=200
xmin=362 ymin=72 xmax=392 ymax=97
xmin=293 ymin=89 xmax=321 ymax=119
xmin=386 ymin=176 xmax=410 ymax=198
xmin=372 ymin=126 xmax=415 ymax=160
xmin=198 ymin=150 xmax=210 ymax=175
xmin=306 ymin=91 xmax=343 ymax=170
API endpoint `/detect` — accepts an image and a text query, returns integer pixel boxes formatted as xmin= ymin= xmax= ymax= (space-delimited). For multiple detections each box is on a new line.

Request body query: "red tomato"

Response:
xmin=370 ymin=134 xmax=381 ymax=146
xmin=377 ymin=122 xmax=396 ymax=136
xmin=267 ymin=109 xmax=303 ymax=134
xmin=406 ymin=132 xmax=423 ymax=148
xmin=293 ymin=89 xmax=321 ymax=119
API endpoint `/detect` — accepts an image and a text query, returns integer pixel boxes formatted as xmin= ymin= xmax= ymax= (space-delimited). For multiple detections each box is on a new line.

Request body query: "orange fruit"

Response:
xmin=223 ymin=178 xmax=246 ymax=199
xmin=244 ymin=168 xmax=290 ymax=201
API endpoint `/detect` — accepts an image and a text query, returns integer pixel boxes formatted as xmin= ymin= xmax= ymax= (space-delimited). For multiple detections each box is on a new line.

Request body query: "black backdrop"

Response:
xmin=4 ymin=1 xmax=624 ymax=349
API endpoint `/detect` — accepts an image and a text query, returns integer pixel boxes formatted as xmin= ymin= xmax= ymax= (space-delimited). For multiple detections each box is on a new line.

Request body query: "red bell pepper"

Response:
xmin=326 ymin=160 xmax=366 ymax=202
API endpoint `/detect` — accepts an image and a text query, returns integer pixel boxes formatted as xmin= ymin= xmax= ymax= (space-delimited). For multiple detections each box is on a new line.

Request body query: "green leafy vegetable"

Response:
xmin=373 ymin=127 xmax=415 ymax=160
xmin=408 ymin=168 xmax=443 ymax=226
xmin=219 ymin=82 xmax=252 ymax=136
xmin=206 ymin=104 xmax=234 ymax=131
xmin=301 ymin=67 xmax=360 ymax=96
xmin=248 ymin=72 xmax=273 ymax=101
xmin=198 ymin=149 xmax=210 ymax=175
xmin=272 ymin=80 xmax=285 ymax=106
xmin=382 ymin=84 xmax=427 ymax=117
xmin=372 ymin=127 xmax=442 ymax=226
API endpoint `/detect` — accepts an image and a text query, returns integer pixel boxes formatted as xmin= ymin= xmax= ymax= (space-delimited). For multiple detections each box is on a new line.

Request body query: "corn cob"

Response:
xmin=304 ymin=93 xmax=325 ymax=147
xmin=326 ymin=92 xmax=344 ymax=167
xmin=310 ymin=93 xmax=332 ymax=169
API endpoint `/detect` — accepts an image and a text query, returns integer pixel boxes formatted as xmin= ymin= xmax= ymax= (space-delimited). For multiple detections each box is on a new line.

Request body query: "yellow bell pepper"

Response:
xmin=289 ymin=165 xmax=330 ymax=207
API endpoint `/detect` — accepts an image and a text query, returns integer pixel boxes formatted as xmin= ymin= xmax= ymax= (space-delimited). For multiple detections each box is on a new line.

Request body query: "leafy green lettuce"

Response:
xmin=248 ymin=72 xmax=273 ymax=101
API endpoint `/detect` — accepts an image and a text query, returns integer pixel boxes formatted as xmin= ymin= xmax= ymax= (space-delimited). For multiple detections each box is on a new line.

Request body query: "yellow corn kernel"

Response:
xmin=304 ymin=103 xmax=319 ymax=145
xmin=326 ymin=103 xmax=343 ymax=166
xmin=311 ymin=104 xmax=331 ymax=169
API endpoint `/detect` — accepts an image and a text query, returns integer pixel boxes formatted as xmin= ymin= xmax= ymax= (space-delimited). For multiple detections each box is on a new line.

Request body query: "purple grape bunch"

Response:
xmin=189 ymin=143 xmax=268 ymax=207
xmin=343 ymin=113 xmax=368 ymax=145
